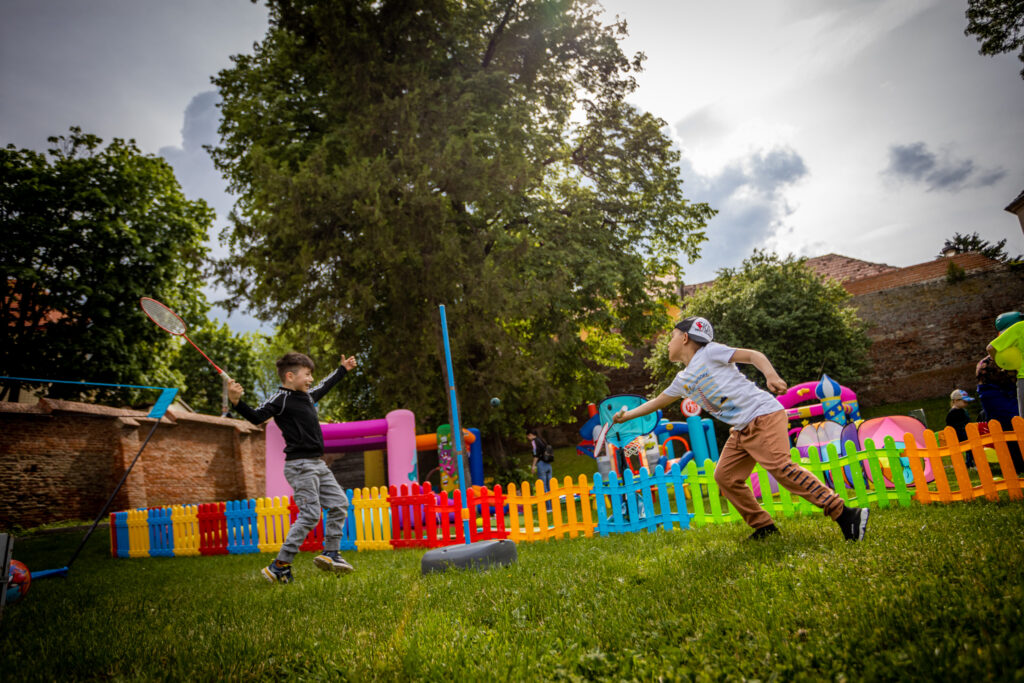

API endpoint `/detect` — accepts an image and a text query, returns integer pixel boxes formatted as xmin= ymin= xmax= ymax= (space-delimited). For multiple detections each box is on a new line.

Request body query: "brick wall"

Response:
xmin=0 ymin=399 xmax=264 ymax=530
xmin=847 ymin=264 xmax=1024 ymax=404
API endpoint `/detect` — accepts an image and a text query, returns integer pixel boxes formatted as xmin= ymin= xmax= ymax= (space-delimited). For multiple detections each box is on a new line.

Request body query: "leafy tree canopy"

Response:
xmin=646 ymin=251 xmax=871 ymax=398
xmin=1 ymin=128 xmax=212 ymax=403
xmin=211 ymin=0 xmax=714 ymax=457
xmin=940 ymin=231 xmax=1022 ymax=263
xmin=1 ymin=128 xmax=265 ymax=414
xmin=965 ymin=0 xmax=1024 ymax=79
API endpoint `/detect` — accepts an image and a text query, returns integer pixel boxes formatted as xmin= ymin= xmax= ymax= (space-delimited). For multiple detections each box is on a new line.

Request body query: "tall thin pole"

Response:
xmin=439 ymin=305 xmax=472 ymax=544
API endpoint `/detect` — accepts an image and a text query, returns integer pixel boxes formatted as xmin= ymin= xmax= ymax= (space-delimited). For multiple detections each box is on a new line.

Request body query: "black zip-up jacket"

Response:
xmin=233 ymin=366 xmax=347 ymax=460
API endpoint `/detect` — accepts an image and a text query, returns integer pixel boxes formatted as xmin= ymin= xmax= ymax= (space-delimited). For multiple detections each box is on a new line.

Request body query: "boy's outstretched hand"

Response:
xmin=341 ymin=355 xmax=358 ymax=371
xmin=765 ymin=373 xmax=787 ymax=395
xmin=227 ymin=380 xmax=244 ymax=405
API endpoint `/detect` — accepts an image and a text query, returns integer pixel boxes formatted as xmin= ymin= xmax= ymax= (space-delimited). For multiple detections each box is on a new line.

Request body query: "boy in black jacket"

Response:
xmin=228 ymin=351 xmax=357 ymax=583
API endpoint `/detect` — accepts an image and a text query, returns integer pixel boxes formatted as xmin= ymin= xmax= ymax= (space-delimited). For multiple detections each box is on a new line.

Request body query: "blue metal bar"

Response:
xmin=0 ymin=376 xmax=171 ymax=392
xmin=439 ymin=305 xmax=472 ymax=544
xmin=0 ymin=376 xmax=178 ymax=419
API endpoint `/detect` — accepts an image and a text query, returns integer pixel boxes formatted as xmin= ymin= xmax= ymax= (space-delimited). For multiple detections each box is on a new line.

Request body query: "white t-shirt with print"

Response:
xmin=664 ymin=342 xmax=782 ymax=429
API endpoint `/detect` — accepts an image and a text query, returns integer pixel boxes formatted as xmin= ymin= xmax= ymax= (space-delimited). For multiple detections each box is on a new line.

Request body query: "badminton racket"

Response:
xmin=140 ymin=297 xmax=230 ymax=378
xmin=593 ymin=421 xmax=612 ymax=459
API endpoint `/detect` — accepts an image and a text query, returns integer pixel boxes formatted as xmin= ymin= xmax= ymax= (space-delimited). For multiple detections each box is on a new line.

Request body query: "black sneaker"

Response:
xmin=262 ymin=560 xmax=293 ymax=584
xmin=747 ymin=524 xmax=780 ymax=541
xmin=837 ymin=507 xmax=869 ymax=541
xmin=314 ymin=550 xmax=355 ymax=574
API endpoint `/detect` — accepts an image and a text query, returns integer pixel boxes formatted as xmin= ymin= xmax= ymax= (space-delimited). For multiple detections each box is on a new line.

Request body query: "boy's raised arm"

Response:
xmin=613 ymin=392 xmax=677 ymax=424
xmin=309 ymin=354 xmax=357 ymax=403
xmin=228 ymin=380 xmax=281 ymax=425
xmin=730 ymin=348 xmax=787 ymax=395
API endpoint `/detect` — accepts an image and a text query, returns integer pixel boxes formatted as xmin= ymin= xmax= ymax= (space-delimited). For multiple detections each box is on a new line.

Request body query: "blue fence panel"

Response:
xmin=593 ymin=465 xmax=693 ymax=536
xmin=226 ymin=499 xmax=259 ymax=554
xmin=113 ymin=511 xmax=131 ymax=558
xmin=339 ymin=488 xmax=358 ymax=551
xmin=148 ymin=507 xmax=175 ymax=557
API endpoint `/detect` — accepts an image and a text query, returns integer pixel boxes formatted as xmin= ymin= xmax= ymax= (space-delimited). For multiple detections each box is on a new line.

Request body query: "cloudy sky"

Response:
xmin=3 ymin=0 xmax=1022 ymax=333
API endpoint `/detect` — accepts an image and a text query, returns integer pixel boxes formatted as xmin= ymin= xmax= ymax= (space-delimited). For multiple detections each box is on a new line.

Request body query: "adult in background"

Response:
xmin=976 ymin=355 xmax=1024 ymax=475
xmin=527 ymin=428 xmax=554 ymax=510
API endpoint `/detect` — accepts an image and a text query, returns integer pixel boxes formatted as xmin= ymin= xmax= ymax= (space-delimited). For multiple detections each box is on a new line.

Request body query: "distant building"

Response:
xmin=1006 ymin=189 xmax=1024 ymax=236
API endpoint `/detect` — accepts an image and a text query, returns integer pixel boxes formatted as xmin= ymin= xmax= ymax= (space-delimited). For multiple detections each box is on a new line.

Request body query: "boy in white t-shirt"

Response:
xmin=613 ymin=317 xmax=869 ymax=541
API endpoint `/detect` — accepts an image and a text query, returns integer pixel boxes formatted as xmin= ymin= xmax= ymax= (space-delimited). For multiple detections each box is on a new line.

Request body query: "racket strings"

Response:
xmin=140 ymin=298 xmax=186 ymax=335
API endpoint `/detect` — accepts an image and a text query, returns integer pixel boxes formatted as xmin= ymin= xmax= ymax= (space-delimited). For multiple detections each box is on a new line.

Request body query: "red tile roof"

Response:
xmin=681 ymin=252 xmax=1005 ymax=299
xmin=843 ymin=252 xmax=1005 ymax=296
xmin=681 ymin=253 xmax=896 ymax=297
xmin=803 ymin=253 xmax=898 ymax=283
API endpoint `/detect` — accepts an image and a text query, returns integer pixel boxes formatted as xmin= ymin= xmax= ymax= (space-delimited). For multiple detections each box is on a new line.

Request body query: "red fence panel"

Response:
xmin=197 ymin=502 xmax=228 ymax=555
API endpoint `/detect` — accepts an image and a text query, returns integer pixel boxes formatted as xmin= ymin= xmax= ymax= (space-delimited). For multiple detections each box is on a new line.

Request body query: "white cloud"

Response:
xmin=159 ymin=91 xmax=270 ymax=335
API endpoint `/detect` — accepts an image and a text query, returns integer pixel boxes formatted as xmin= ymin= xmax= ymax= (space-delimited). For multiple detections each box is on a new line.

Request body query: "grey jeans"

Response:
xmin=278 ymin=458 xmax=349 ymax=563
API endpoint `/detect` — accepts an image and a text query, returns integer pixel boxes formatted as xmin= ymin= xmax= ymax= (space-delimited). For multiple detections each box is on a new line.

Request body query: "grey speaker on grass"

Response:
xmin=421 ymin=539 xmax=517 ymax=574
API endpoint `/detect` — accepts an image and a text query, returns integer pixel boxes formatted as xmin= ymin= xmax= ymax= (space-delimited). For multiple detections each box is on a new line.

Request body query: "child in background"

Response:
xmin=229 ymin=352 xmax=358 ymax=583
xmin=614 ymin=317 xmax=870 ymax=541
xmin=945 ymin=389 xmax=974 ymax=465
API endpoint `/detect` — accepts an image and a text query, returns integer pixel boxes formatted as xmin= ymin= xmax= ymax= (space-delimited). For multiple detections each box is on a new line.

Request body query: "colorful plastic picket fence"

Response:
xmin=110 ymin=511 xmax=130 ymax=558
xmin=466 ymin=485 xmax=510 ymax=542
xmin=353 ymin=487 xmax=392 ymax=550
xmin=593 ymin=465 xmax=693 ymax=536
xmin=505 ymin=475 xmax=596 ymax=543
xmin=110 ymin=418 xmax=1023 ymax=560
xmin=170 ymin=504 xmax=200 ymax=556
xmin=684 ymin=417 xmax=1023 ymax=526
xmin=113 ymin=493 xmax=359 ymax=559
xmin=389 ymin=483 xmax=438 ymax=549
xmin=148 ymin=508 xmax=174 ymax=557
xmin=126 ymin=509 xmax=149 ymax=558
xmin=907 ymin=419 xmax=1023 ymax=504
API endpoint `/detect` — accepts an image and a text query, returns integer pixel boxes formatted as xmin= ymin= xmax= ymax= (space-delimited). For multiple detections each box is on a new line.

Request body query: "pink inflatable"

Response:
xmin=265 ymin=409 xmax=418 ymax=497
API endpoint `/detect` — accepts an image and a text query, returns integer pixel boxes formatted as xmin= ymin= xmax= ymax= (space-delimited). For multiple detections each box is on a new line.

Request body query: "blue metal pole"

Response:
xmin=439 ymin=305 xmax=472 ymax=544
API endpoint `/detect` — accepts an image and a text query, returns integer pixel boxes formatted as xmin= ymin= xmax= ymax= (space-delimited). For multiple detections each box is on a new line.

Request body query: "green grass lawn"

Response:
xmin=4 ymin=500 xmax=1023 ymax=681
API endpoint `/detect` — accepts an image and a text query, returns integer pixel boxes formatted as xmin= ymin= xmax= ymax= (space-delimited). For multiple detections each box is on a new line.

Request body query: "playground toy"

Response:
xmin=5 ymin=560 xmax=30 ymax=605
xmin=776 ymin=378 xmax=860 ymax=438
xmin=815 ymin=373 xmax=847 ymax=424
xmin=681 ymin=398 xmax=700 ymax=417
xmin=266 ymin=415 xmax=484 ymax=498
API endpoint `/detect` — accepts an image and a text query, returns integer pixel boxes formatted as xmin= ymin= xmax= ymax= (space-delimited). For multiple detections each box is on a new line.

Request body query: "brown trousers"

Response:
xmin=714 ymin=410 xmax=845 ymax=529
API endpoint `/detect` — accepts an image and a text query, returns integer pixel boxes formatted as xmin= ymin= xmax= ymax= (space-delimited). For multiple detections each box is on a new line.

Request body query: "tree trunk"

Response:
xmin=483 ymin=433 xmax=509 ymax=472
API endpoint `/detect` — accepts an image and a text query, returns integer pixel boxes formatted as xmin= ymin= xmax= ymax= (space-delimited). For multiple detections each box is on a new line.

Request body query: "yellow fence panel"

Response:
xmin=256 ymin=495 xmax=292 ymax=553
xmin=170 ymin=504 xmax=200 ymax=557
xmin=353 ymin=486 xmax=392 ymax=551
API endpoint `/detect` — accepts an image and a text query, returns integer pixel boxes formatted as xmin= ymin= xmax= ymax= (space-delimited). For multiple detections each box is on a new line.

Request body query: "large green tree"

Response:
xmin=211 ymin=0 xmax=713 ymax=463
xmin=965 ymin=0 xmax=1024 ymax=79
xmin=646 ymin=251 xmax=871 ymax=402
xmin=1 ymin=129 xmax=213 ymax=404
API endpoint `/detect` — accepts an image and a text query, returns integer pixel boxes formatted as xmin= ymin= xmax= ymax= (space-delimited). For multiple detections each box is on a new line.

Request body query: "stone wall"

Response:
xmin=0 ymin=399 xmax=264 ymax=530
xmin=847 ymin=265 xmax=1024 ymax=405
